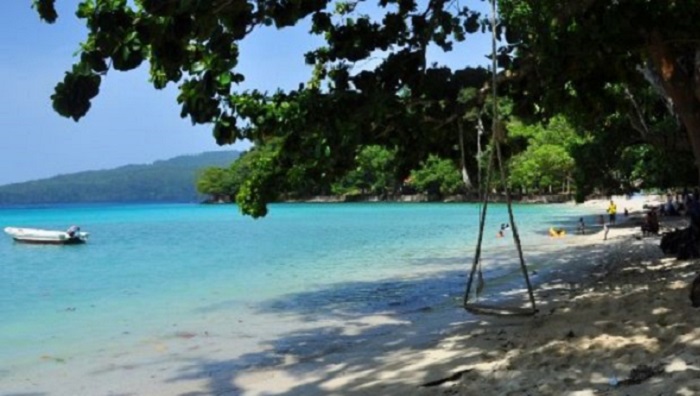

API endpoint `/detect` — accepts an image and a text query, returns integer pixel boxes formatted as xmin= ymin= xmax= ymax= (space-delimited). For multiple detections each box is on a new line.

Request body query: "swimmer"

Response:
xmin=497 ymin=223 xmax=510 ymax=237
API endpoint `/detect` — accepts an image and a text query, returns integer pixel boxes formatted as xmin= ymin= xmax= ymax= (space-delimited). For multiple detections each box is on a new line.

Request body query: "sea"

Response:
xmin=0 ymin=202 xmax=599 ymax=394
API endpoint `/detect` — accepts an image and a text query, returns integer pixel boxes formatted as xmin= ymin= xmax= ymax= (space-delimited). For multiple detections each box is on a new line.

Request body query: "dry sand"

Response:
xmin=227 ymin=196 xmax=700 ymax=396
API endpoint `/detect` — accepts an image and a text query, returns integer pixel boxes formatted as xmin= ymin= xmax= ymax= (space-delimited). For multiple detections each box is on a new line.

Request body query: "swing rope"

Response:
xmin=464 ymin=131 xmax=494 ymax=304
xmin=462 ymin=0 xmax=537 ymax=316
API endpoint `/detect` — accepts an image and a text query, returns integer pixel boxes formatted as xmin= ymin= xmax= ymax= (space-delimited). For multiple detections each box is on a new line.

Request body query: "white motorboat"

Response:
xmin=4 ymin=226 xmax=89 ymax=245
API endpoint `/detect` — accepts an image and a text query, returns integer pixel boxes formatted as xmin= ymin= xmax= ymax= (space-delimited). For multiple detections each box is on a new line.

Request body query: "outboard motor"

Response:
xmin=67 ymin=225 xmax=80 ymax=237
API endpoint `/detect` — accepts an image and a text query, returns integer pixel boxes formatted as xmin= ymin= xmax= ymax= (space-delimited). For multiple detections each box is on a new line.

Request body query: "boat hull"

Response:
xmin=10 ymin=236 xmax=87 ymax=245
xmin=4 ymin=227 xmax=89 ymax=245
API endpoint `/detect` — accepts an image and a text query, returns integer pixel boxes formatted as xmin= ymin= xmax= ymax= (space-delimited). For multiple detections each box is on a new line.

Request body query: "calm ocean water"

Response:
xmin=0 ymin=202 xmax=595 ymax=389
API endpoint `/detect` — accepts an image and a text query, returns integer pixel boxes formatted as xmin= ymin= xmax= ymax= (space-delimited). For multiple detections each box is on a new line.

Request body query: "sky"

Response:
xmin=0 ymin=1 xmax=492 ymax=186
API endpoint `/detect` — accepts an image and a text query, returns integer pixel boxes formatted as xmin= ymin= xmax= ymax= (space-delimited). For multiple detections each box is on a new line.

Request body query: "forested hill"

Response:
xmin=0 ymin=151 xmax=240 ymax=205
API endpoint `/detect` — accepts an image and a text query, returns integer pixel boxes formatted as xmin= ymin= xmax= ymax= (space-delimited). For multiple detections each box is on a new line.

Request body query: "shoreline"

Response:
xmin=204 ymin=192 xmax=576 ymax=205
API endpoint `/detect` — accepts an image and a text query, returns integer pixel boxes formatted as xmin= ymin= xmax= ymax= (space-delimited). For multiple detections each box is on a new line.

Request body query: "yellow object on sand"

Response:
xmin=549 ymin=227 xmax=566 ymax=237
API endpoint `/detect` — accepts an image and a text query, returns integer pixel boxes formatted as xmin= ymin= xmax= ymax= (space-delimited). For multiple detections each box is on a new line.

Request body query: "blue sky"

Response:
xmin=0 ymin=1 xmax=491 ymax=186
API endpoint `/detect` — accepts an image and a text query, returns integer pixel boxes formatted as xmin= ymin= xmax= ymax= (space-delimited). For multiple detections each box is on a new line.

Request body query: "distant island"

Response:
xmin=0 ymin=151 xmax=240 ymax=205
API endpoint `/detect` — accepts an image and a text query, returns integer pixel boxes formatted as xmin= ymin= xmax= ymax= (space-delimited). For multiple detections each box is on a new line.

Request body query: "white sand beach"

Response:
xmin=226 ymin=196 xmax=700 ymax=396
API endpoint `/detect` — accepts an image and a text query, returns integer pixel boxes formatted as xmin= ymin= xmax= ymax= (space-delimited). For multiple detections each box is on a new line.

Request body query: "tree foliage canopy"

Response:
xmin=33 ymin=0 xmax=700 ymax=214
xmin=34 ymin=0 xmax=495 ymax=216
xmin=332 ymin=145 xmax=399 ymax=197
xmin=506 ymin=116 xmax=580 ymax=193
xmin=409 ymin=154 xmax=463 ymax=197
xmin=499 ymin=0 xmax=700 ymax=184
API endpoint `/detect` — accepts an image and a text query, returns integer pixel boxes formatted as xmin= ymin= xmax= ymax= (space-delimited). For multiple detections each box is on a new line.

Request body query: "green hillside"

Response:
xmin=0 ymin=151 xmax=240 ymax=205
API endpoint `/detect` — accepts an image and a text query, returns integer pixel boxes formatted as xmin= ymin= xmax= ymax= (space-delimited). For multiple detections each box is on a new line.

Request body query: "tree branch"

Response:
xmin=638 ymin=63 xmax=676 ymax=117
xmin=623 ymin=85 xmax=650 ymax=138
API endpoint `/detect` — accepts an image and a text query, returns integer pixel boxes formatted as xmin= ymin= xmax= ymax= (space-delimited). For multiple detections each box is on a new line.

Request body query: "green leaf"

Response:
xmin=217 ymin=71 xmax=232 ymax=87
xmin=33 ymin=0 xmax=57 ymax=23
xmin=76 ymin=1 xmax=95 ymax=19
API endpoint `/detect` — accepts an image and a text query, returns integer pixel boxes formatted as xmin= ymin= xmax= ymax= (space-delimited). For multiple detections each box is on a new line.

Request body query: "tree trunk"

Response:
xmin=648 ymin=31 xmax=700 ymax=183
xmin=458 ymin=119 xmax=472 ymax=190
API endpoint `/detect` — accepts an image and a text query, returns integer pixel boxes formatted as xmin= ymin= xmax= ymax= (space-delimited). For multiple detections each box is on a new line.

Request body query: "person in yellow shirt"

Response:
xmin=607 ymin=200 xmax=617 ymax=224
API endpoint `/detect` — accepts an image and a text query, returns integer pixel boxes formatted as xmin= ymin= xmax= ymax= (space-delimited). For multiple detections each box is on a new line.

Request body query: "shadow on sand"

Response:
xmin=136 ymin=214 xmax=700 ymax=395
xmin=54 ymin=209 xmax=693 ymax=395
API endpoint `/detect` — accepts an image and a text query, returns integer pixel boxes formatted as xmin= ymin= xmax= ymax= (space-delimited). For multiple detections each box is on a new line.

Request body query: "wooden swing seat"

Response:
xmin=464 ymin=303 xmax=537 ymax=317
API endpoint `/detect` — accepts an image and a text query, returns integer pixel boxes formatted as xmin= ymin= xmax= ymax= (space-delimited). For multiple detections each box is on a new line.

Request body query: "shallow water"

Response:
xmin=0 ymin=202 xmax=597 ymax=392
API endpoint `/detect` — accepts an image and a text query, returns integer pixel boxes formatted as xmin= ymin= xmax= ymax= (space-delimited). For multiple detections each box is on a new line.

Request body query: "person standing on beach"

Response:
xmin=607 ymin=200 xmax=617 ymax=225
xmin=641 ymin=207 xmax=659 ymax=236
xmin=688 ymin=193 xmax=700 ymax=234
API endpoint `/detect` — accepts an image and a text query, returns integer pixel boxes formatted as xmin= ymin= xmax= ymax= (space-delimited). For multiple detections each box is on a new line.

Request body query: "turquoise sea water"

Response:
xmin=0 ymin=202 xmax=595 ymax=391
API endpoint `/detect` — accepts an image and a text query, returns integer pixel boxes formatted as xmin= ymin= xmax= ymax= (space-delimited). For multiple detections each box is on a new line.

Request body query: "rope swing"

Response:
xmin=462 ymin=0 xmax=537 ymax=316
